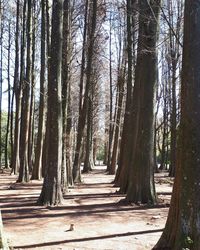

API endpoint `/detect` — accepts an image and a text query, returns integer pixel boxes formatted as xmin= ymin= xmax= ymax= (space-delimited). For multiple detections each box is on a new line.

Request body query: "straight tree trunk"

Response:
xmin=114 ymin=0 xmax=137 ymax=190
xmin=72 ymin=0 xmax=89 ymax=182
xmin=61 ymin=0 xmax=73 ymax=192
xmin=18 ymin=0 xmax=32 ymax=183
xmin=126 ymin=0 xmax=161 ymax=204
xmin=109 ymin=66 xmax=125 ymax=175
xmin=32 ymin=0 xmax=47 ymax=180
xmin=107 ymin=10 xmax=113 ymax=171
xmin=5 ymin=23 xmax=11 ymax=169
xmin=154 ymin=0 xmax=200 ymax=248
xmin=73 ymin=0 xmax=97 ymax=182
xmin=37 ymin=0 xmax=64 ymax=206
xmin=11 ymin=0 xmax=21 ymax=175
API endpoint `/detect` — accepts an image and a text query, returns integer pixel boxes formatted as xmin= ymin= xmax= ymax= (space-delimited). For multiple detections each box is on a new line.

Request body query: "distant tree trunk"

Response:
xmin=28 ymin=2 xmax=36 ymax=172
xmin=169 ymin=51 xmax=177 ymax=177
xmin=61 ymin=0 xmax=73 ymax=192
xmin=66 ymin=84 xmax=73 ymax=186
xmin=109 ymin=64 xmax=125 ymax=175
xmin=83 ymin=97 xmax=94 ymax=173
xmin=159 ymin=94 xmax=168 ymax=171
xmin=11 ymin=0 xmax=21 ymax=175
xmin=32 ymin=0 xmax=47 ymax=180
xmin=73 ymin=0 xmax=97 ymax=182
xmin=5 ymin=23 xmax=11 ymax=169
xmin=37 ymin=0 xmax=63 ymax=206
xmin=18 ymin=0 xmax=32 ymax=183
xmin=154 ymin=0 xmax=200 ymax=248
xmin=115 ymin=0 xmax=136 ymax=190
xmin=72 ymin=0 xmax=89 ymax=182
xmin=83 ymin=0 xmax=98 ymax=173
xmin=107 ymin=10 xmax=114 ymax=171
xmin=126 ymin=0 xmax=161 ymax=204
xmin=41 ymin=0 xmax=51 ymax=178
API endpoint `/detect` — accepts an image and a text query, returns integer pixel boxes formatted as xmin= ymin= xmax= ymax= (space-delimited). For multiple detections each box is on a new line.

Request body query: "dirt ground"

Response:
xmin=0 ymin=165 xmax=173 ymax=250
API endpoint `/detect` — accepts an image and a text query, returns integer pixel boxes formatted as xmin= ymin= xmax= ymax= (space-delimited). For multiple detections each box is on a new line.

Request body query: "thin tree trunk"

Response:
xmin=32 ymin=0 xmax=47 ymax=180
xmin=18 ymin=0 xmax=32 ymax=183
xmin=11 ymin=0 xmax=21 ymax=175
xmin=5 ymin=23 xmax=11 ymax=169
xmin=73 ymin=0 xmax=97 ymax=182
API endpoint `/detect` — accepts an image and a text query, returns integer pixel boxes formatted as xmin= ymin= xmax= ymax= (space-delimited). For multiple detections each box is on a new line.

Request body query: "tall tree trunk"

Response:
xmin=5 ymin=23 xmax=11 ymax=169
xmin=61 ymin=0 xmax=73 ymax=192
xmin=37 ymin=0 xmax=64 ymax=206
xmin=109 ymin=65 xmax=125 ymax=175
xmin=114 ymin=0 xmax=137 ymax=190
xmin=28 ymin=1 xmax=36 ymax=172
xmin=11 ymin=0 xmax=21 ymax=175
xmin=107 ymin=9 xmax=113 ymax=171
xmin=83 ymin=96 xmax=94 ymax=173
xmin=32 ymin=0 xmax=47 ymax=180
xmin=154 ymin=0 xmax=200 ymax=248
xmin=18 ymin=0 xmax=32 ymax=183
xmin=126 ymin=0 xmax=161 ymax=204
xmin=72 ymin=0 xmax=88 ymax=182
xmin=73 ymin=0 xmax=97 ymax=182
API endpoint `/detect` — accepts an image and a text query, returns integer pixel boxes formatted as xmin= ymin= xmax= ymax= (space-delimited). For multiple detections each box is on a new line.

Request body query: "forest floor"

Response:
xmin=0 ymin=165 xmax=173 ymax=250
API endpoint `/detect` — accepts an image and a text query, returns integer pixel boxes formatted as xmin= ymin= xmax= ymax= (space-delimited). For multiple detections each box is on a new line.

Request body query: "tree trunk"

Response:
xmin=72 ymin=0 xmax=89 ymax=182
xmin=61 ymin=0 xmax=73 ymax=192
xmin=73 ymin=0 xmax=97 ymax=182
xmin=114 ymin=0 xmax=137 ymax=190
xmin=5 ymin=23 xmax=11 ymax=169
xmin=126 ymin=0 xmax=161 ymax=205
xmin=154 ymin=0 xmax=200 ymax=248
xmin=18 ymin=0 xmax=32 ymax=183
xmin=37 ymin=0 xmax=64 ymax=206
xmin=32 ymin=0 xmax=47 ymax=180
xmin=109 ymin=66 xmax=125 ymax=175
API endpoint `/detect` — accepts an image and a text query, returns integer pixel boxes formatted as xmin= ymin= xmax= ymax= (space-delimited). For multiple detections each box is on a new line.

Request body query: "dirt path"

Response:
xmin=0 ymin=166 xmax=173 ymax=250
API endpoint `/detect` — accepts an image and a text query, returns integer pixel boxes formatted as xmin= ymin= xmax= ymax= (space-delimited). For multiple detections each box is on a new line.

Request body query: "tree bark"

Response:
xmin=154 ymin=0 xmax=200 ymax=248
xmin=125 ymin=0 xmax=161 ymax=204
xmin=73 ymin=0 xmax=97 ymax=182
xmin=37 ymin=0 xmax=64 ymax=206
xmin=32 ymin=0 xmax=47 ymax=180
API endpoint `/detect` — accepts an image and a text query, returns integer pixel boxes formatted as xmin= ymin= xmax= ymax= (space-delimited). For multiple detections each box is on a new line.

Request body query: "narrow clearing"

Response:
xmin=0 ymin=166 xmax=173 ymax=250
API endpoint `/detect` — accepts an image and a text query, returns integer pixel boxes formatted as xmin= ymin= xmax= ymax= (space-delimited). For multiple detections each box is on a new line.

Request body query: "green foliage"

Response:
xmin=96 ymin=144 xmax=104 ymax=161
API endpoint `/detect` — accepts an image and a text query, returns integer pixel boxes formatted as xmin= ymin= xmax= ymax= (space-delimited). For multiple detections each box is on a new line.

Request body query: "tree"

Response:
xmin=18 ymin=0 xmax=33 ymax=182
xmin=37 ymin=0 xmax=64 ymax=206
xmin=73 ymin=0 xmax=97 ymax=182
xmin=32 ymin=0 xmax=47 ymax=180
xmin=154 ymin=0 xmax=200 ymax=248
xmin=11 ymin=0 xmax=21 ymax=175
xmin=114 ymin=0 xmax=137 ymax=190
xmin=125 ymin=0 xmax=161 ymax=204
xmin=61 ymin=0 xmax=73 ymax=192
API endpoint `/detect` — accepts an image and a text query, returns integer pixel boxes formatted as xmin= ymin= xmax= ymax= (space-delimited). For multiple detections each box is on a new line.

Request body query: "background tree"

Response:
xmin=31 ymin=0 xmax=47 ymax=180
xmin=73 ymin=0 xmax=98 ymax=182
